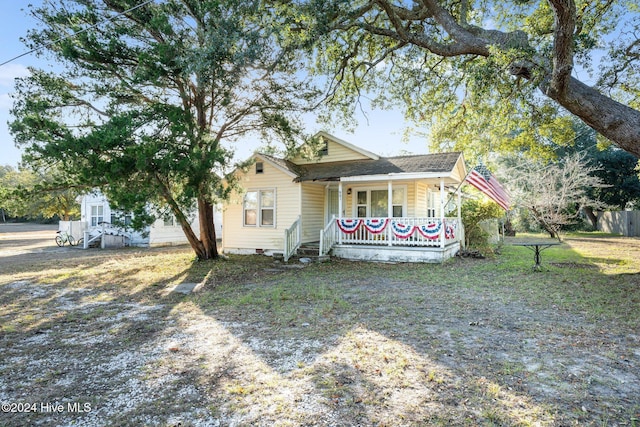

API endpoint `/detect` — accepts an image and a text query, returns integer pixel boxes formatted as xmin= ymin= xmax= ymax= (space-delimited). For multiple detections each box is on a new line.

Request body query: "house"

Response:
xmin=62 ymin=191 xmax=222 ymax=248
xmin=222 ymin=132 xmax=467 ymax=263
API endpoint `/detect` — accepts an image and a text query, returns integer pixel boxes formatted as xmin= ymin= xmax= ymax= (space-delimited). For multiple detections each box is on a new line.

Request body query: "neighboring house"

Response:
xmin=69 ymin=191 xmax=222 ymax=247
xmin=222 ymin=131 xmax=467 ymax=263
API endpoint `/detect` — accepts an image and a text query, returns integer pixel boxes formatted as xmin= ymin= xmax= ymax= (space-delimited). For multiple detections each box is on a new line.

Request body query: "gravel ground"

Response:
xmin=1 ymin=224 xmax=639 ymax=426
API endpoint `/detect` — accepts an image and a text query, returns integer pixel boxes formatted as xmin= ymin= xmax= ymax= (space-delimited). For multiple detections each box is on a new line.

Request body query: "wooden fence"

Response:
xmin=597 ymin=211 xmax=640 ymax=237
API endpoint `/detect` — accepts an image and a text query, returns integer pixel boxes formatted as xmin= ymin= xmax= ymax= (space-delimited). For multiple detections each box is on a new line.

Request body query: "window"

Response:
xmin=319 ymin=140 xmax=328 ymax=156
xmin=392 ymin=188 xmax=404 ymax=217
xmin=356 ymin=188 xmax=405 ymax=217
xmin=427 ymin=191 xmax=437 ymax=217
xmin=164 ymin=216 xmax=176 ymax=227
xmin=260 ymin=190 xmax=274 ymax=226
xmin=90 ymin=205 xmax=104 ymax=227
xmin=111 ymin=213 xmax=133 ymax=227
xmin=255 ymin=162 xmax=264 ymax=174
xmin=356 ymin=191 xmax=367 ymax=217
xmin=244 ymin=189 xmax=275 ymax=227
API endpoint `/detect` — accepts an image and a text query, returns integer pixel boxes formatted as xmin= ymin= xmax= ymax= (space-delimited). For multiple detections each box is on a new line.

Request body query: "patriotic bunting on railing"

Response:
xmin=416 ymin=222 xmax=441 ymax=240
xmin=390 ymin=221 xmax=415 ymax=239
xmin=336 ymin=218 xmax=457 ymax=241
xmin=445 ymin=223 xmax=455 ymax=239
xmin=336 ymin=218 xmax=362 ymax=234
xmin=363 ymin=218 xmax=389 ymax=234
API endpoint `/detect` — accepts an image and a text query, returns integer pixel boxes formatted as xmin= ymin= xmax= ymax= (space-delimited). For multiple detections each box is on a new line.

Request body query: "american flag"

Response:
xmin=465 ymin=164 xmax=511 ymax=210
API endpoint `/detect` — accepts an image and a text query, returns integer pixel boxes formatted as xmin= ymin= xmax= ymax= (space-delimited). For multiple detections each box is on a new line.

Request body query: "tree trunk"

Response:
xmin=173 ymin=200 xmax=218 ymax=261
xmin=197 ymin=197 xmax=218 ymax=261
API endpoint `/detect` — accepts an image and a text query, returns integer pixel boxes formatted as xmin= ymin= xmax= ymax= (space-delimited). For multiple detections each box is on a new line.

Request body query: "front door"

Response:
xmin=328 ymin=189 xmax=340 ymax=219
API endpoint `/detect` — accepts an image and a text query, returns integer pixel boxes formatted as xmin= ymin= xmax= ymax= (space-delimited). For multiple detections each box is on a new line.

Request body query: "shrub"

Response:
xmin=461 ymin=199 xmax=505 ymax=248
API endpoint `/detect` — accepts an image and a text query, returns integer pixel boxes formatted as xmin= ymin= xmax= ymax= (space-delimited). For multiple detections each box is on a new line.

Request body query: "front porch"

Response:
xmin=314 ymin=216 xmax=462 ymax=263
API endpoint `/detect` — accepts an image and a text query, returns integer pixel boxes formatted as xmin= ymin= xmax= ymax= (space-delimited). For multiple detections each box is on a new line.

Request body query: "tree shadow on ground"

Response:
xmin=1 ymin=239 xmax=639 ymax=426
xmin=186 ymin=245 xmax=640 ymax=426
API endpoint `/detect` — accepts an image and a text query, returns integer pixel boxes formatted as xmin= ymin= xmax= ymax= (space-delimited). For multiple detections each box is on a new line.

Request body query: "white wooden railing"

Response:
xmin=283 ymin=215 xmax=302 ymax=262
xmin=325 ymin=217 xmax=460 ymax=249
xmin=319 ymin=215 xmax=337 ymax=256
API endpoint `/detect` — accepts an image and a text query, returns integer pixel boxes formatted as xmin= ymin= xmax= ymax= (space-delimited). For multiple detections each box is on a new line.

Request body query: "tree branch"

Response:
xmin=547 ymin=0 xmax=576 ymax=98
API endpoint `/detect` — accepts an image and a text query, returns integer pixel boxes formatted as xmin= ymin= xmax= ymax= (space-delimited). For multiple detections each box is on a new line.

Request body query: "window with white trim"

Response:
xmin=90 ymin=205 xmax=104 ymax=227
xmin=111 ymin=212 xmax=133 ymax=226
xmin=244 ymin=189 xmax=275 ymax=227
xmin=353 ymin=187 xmax=406 ymax=217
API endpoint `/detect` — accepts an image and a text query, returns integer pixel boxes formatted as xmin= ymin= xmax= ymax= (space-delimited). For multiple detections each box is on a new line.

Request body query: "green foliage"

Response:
xmin=10 ymin=0 xmax=321 ymax=259
xmin=0 ymin=164 xmax=81 ymax=221
xmin=556 ymin=126 xmax=640 ymax=210
xmin=300 ymin=0 xmax=639 ymax=159
xmin=461 ymin=199 xmax=504 ymax=248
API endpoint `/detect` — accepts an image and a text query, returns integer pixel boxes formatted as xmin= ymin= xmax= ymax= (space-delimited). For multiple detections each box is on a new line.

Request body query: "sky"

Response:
xmin=0 ymin=1 xmax=430 ymax=169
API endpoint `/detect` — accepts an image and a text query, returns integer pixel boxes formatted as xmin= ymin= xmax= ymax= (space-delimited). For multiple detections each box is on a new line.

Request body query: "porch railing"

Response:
xmin=319 ymin=215 xmax=337 ymax=256
xmin=283 ymin=215 xmax=302 ymax=262
xmin=329 ymin=217 xmax=460 ymax=248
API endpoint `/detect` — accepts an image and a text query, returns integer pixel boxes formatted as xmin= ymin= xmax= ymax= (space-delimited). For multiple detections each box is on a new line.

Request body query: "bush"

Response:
xmin=461 ymin=199 xmax=504 ymax=248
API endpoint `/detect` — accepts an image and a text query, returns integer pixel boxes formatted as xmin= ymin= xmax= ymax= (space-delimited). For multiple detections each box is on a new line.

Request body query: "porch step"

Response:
xmin=297 ymin=244 xmax=320 ymax=257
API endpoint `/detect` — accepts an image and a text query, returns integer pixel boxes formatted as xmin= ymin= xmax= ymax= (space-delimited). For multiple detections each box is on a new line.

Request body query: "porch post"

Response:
xmin=457 ymin=186 xmax=464 ymax=249
xmin=440 ymin=178 xmax=445 ymax=249
xmin=338 ymin=180 xmax=343 ymax=245
xmin=387 ymin=180 xmax=393 ymax=246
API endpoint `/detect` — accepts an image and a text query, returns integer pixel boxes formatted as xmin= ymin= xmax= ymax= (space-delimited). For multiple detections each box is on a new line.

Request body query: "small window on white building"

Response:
xmin=110 ymin=213 xmax=133 ymax=226
xmin=256 ymin=162 xmax=264 ymax=174
xmin=164 ymin=216 xmax=176 ymax=227
xmin=90 ymin=205 xmax=104 ymax=227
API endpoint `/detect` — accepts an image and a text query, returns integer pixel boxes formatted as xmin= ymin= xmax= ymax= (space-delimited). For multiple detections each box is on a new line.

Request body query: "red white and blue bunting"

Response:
xmin=336 ymin=218 xmax=362 ymax=234
xmin=363 ymin=218 xmax=389 ymax=234
xmin=390 ymin=221 xmax=415 ymax=239
xmin=416 ymin=222 xmax=441 ymax=240
xmin=445 ymin=222 xmax=456 ymax=239
xmin=336 ymin=218 xmax=456 ymax=240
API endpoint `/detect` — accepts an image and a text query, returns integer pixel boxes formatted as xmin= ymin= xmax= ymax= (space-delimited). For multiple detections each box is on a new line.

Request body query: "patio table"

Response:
xmin=511 ymin=240 xmax=561 ymax=270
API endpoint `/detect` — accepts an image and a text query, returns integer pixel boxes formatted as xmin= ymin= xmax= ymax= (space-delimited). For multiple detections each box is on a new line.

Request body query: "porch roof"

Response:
xmin=280 ymin=152 xmax=464 ymax=182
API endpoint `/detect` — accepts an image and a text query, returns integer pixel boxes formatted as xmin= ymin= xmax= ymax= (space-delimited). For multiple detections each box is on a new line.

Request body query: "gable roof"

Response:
xmin=258 ymin=151 xmax=463 ymax=182
xmin=254 ymin=153 xmax=302 ymax=178
xmin=315 ymin=131 xmax=380 ymax=160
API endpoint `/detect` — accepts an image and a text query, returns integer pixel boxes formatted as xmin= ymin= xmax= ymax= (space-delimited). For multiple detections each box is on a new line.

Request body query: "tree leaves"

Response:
xmin=10 ymin=0 xmax=321 ymax=259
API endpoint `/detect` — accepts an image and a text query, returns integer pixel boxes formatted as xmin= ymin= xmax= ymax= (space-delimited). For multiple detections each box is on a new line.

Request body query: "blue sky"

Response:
xmin=0 ymin=1 xmax=429 ymax=168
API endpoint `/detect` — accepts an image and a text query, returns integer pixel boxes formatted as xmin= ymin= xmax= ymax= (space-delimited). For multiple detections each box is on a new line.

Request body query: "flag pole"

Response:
xmin=445 ymin=161 xmax=476 ymax=208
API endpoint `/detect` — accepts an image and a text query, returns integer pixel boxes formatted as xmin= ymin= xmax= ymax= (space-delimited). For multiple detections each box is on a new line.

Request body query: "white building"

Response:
xmin=62 ymin=191 xmax=222 ymax=248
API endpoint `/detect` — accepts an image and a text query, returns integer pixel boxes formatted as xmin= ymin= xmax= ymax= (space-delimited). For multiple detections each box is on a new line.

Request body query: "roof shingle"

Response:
xmin=259 ymin=152 xmax=462 ymax=182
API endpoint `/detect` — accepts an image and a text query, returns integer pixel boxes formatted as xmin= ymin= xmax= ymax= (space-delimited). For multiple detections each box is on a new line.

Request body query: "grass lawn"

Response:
xmin=0 ymin=233 xmax=639 ymax=426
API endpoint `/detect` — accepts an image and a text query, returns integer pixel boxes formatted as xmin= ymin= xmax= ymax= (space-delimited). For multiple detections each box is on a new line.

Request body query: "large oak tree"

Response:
xmin=10 ymin=0 xmax=319 ymax=260
xmin=303 ymin=0 xmax=640 ymax=159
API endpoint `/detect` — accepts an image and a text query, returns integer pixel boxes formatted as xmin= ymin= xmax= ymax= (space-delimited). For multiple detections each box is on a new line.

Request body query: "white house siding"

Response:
xmin=223 ymin=158 xmax=300 ymax=254
xmin=415 ymin=182 xmax=429 ymax=217
xmin=148 ymin=218 xmax=194 ymax=246
xmin=80 ymin=192 xmax=111 ymax=227
xmin=79 ymin=191 xmax=219 ymax=247
xmin=292 ymin=138 xmax=372 ymax=165
xmin=300 ymin=183 xmax=325 ymax=243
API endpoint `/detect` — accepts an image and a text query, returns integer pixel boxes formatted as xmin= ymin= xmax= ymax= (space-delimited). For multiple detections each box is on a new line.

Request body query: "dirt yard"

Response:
xmin=0 ymin=224 xmax=639 ymax=426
